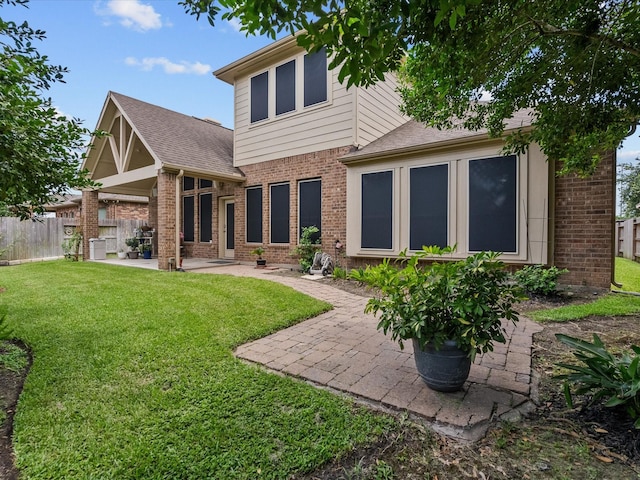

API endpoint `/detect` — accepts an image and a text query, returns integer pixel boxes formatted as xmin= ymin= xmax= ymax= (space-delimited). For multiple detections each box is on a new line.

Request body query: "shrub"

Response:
xmin=556 ymin=333 xmax=640 ymax=428
xmin=292 ymin=226 xmax=320 ymax=272
xmin=332 ymin=266 xmax=347 ymax=279
xmin=61 ymin=227 xmax=82 ymax=261
xmin=514 ymin=264 xmax=568 ymax=296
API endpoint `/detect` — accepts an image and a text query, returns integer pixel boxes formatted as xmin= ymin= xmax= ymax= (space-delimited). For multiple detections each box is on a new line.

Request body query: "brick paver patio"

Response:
xmin=195 ymin=264 xmax=543 ymax=441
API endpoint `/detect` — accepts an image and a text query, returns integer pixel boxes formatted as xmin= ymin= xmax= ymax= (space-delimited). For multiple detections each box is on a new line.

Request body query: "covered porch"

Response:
xmin=80 ymin=92 xmax=244 ymax=270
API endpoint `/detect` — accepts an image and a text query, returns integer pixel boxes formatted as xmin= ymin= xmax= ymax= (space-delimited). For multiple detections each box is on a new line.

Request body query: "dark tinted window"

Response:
xmin=183 ymin=196 xmax=194 ymax=242
xmin=250 ymin=72 xmax=269 ymax=123
xmin=276 ymin=60 xmax=296 ymax=115
xmin=469 ymin=155 xmax=517 ymax=252
xmin=270 ymin=183 xmax=290 ymax=243
xmin=410 ymin=164 xmax=448 ymax=250
xmin=246 ymin=187 xmax=263 ymax=243
xmin=199 ymin=193 xmax=212 ymax=243
xmin=361 ymin=171 xmax=393 ymax=249
xmin=199 ymin=179 xmax=213 ymax=188
xmin=304 ymin=48 xmax=327 ymax=107
xmin=299 ymin=179 xmax=321 ymax=243
xmin=183 ymin=176 xmax=195 ymax=191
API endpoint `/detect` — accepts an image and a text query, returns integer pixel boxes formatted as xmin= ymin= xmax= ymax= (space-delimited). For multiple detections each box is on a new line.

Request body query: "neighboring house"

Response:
xmin=81 ymin=34 xmax=615 ymax=289
xmin=46 ymin=193 xmax=149 ymax=221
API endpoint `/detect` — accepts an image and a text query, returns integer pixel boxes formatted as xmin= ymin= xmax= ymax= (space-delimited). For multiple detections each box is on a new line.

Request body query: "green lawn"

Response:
xmin=528 ymin=257 xmax=640 ymax=322
xmin=0 ymin=261 xmax=393 ymax=479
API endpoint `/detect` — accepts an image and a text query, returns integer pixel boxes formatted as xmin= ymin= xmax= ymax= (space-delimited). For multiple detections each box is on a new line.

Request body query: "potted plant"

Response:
xmin=140 ymin=242 xmax=152 ymax=259
xmin=352 ymin=245 xmax=522 ymax=392
xmin=251 ymin=246 xmax=266 ymax=267
xmin=125 ymin=237 xmax=140 ymax=259
xmin=117 ymin=248 xmax=127 ymax=260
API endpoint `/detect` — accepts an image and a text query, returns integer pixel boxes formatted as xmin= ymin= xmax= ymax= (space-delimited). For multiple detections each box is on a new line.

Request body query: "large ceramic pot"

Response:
xmin=412 ymin=338 xmax=472 ymax=392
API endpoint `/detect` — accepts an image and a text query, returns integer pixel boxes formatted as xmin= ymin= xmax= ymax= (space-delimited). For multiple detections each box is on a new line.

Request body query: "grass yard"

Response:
xmin=528 ymin=257 xmax=640 ymax=322
xmin=0 ymin=261 xmax=394 ymax=479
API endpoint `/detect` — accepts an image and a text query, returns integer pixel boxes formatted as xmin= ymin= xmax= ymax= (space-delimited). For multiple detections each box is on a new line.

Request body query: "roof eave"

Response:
xmin=161 ymin=164 xmax=245 ymax=183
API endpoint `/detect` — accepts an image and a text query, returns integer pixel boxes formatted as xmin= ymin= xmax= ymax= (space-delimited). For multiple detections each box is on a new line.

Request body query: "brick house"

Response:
xmin=81 ymin=35 xmax=615 ymax=289
xmin=46 ymin=193 xmax=148 ymax=221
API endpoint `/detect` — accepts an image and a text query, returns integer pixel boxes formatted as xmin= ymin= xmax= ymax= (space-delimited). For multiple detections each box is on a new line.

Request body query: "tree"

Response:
xmin=0 ymin=0 xmax=98 ymax=220
xmin=180 ymin=0 xmax=639 ymax=177
xmin=618 ymin=160 xmax=640 ymax=218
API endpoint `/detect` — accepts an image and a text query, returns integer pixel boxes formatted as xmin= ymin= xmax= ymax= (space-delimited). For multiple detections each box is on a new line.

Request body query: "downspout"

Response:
xmin=176 ymin=170 xmax=184 ymax=270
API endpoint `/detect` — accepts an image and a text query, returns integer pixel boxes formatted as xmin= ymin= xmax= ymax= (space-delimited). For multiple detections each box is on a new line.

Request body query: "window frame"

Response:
xmin=245 ymin=186 xmax=263 ymax=244
xmin=199 ymin=192 xmax=213 ymax=243
xmin=360 ymin=170 xmax=395 ymax=251
xmin=248 ymin=49 xmax=330 ymax=126
xmin=298 ymin=178 xmax=322 ymax=243
xmin=182 ymin=195 xmax=195 ymax=242
xmin=345 ymin=146 xmax=534 ymax=262
xmin=269 ymin=182 xmax=291 ymax=244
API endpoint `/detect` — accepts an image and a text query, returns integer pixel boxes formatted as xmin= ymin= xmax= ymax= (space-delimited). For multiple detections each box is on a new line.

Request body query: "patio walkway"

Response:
xmin=189 ymin=263 xmax=544 ymax=441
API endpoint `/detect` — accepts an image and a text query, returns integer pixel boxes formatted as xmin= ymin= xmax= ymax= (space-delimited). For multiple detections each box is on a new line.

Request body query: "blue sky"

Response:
xmin=5 ymin=0 xmax=640 ymax=166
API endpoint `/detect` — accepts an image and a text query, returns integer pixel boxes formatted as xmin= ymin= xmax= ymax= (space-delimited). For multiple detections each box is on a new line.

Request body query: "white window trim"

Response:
xmin=358 ymin=169 xmax=398 ymax=253
xmin=345 ymin=144 xmax=545 ymax=263
xmin=248 ymin=51 xmax=332 ymax=127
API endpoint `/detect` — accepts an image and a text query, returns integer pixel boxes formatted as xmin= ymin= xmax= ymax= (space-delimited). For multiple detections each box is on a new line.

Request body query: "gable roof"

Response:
xmin=340 ymin=109 xmax=535 ymax=163
xmin=83 ymin=92 xmax=243 ymax=195
xmin=108 ymin=92 xmax=240 ymax=178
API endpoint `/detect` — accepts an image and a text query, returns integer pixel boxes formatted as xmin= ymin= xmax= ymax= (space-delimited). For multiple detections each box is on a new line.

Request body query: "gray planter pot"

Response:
xmin=412 ymin=338 xmax=471 ymax=392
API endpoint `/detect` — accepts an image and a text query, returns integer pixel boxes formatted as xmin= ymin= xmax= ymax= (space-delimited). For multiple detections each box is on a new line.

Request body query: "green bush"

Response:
xmin=556 ymin=333 xmax=640 ymax=428
xmin=514 ymin=264 xmax=568 ymax=296
xmin=292 ymin=226 xmax=320 ymax=272
xmin=332 ymin=266 xmax=347 ymax=279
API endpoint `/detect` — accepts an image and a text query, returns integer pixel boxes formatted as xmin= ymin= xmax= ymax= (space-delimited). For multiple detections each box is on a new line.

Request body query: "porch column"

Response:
xmin=157 ymin=171 xmax=177 ymax=270
xmin=81 ymin=189 xmax=99 ymax=261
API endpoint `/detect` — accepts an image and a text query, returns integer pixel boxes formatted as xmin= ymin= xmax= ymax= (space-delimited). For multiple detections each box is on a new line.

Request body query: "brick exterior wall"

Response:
xmin=229 ymin=146 xmax=354 ymax=266
xmin=102 ymin=201 xmax=148 ymax=221
xmin=553 ymin=152 xmax=616 ymax=289
xmin=81 ymin=190 xmax=99 ymax=261
xmin=55 ymin=206 xmax=80 ymax=218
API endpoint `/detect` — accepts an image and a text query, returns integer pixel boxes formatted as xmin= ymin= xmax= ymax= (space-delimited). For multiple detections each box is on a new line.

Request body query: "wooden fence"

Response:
xmin=615 ymin=217 xmax=640 ymax=261
xmin=0 ymin=217 xmax=145 ymax=262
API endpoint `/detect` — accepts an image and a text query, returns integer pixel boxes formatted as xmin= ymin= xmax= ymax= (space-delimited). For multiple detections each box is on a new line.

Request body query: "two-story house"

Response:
xmin=81 ymin=34 xmax=615 ymax=289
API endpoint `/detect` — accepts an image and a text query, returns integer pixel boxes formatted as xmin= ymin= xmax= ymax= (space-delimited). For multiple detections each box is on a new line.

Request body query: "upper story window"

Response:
xmin=250 ymin=47 xmax=328 ymax=124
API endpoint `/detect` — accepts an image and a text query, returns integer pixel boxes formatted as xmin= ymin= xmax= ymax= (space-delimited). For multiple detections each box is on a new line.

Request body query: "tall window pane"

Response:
xmin=469 ymin=155 xmax=517 ymax=252
xmin=361 ymin=171 xmax=393 ymax=249
xmin=276 ymin=60 xmax=295 ymax=115
xmin=250 ymin=72 xmax=269 ymax=123
xmin=270 ymin=183 xmax=290 ymax=244
xmin=410 ymin=164 xmax=448 ymax=250
xmin=299 ymin=179 xmax=321 ymax=243
xmin=183 ymin=196 xmax=195 ymax=242
xmin=246 ymin=187 xmax=263 ymax=243
xmin=199 ymin=193 xmax=212 ymax=243
xmin=304 ymin=47 xmax=327 ymax=107
xmin=183 ymin=176 xmax=195 ymax=191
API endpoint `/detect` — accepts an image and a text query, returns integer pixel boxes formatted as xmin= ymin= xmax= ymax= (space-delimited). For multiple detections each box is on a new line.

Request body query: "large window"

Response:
xmin=468 ymin=155 xmax=517 ymax=252
xmin=276 ymin=60 xmax=296 ymax=116
xmin=246 ymin=186 xmax=263 ymax=243
xmin=183 ymin=196 xmax=195 ymax=242
xmin=304 ymin=48 xmax=327 ymax=107
xmin=270 ymin=183 xmax=290 ymax=244
xmin=250 ymin=72 xmax=269 ymax=123
xmin=299 ymin=179 xmax=321 ymax=243
xmin=361 ymin=171 xmax=393 ymax=249
xmin=183 ymin=176 xmax=195 ymax=191
xmin=347 ymin=150 xmax=543 ymax=262
xmin=250 ymin=48 xmax=328 ymax=124
xmin=199 ymin=193 xmax=212 ymax=243
xmin=410 ymin=164 xmax=448 ymax=250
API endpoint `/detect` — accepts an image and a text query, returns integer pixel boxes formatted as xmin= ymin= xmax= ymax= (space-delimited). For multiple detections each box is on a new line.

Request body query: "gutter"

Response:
xmin=176 ymin=170 xmax=184 ymax=270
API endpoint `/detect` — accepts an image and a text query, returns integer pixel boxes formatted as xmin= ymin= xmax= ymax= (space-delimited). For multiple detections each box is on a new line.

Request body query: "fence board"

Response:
xmin=0 ymin=217 xmax=145 ymax=261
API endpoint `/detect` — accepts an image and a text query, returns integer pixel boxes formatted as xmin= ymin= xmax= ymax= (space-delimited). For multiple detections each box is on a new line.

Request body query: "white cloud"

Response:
xmin=97 ymin=0 xmax=163 ymax=31
xmin=618 ymin=149 xmax=640 ymax=161
xmin=125 ymin=56 xmax=211 ymax=75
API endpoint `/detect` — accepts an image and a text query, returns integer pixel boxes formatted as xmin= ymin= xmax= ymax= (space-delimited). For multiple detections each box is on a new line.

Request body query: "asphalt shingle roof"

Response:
xmin=109 ymin=92 xmax=241 ymax=179
xmin=341 ymin=109 xmax=535 ymax=161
